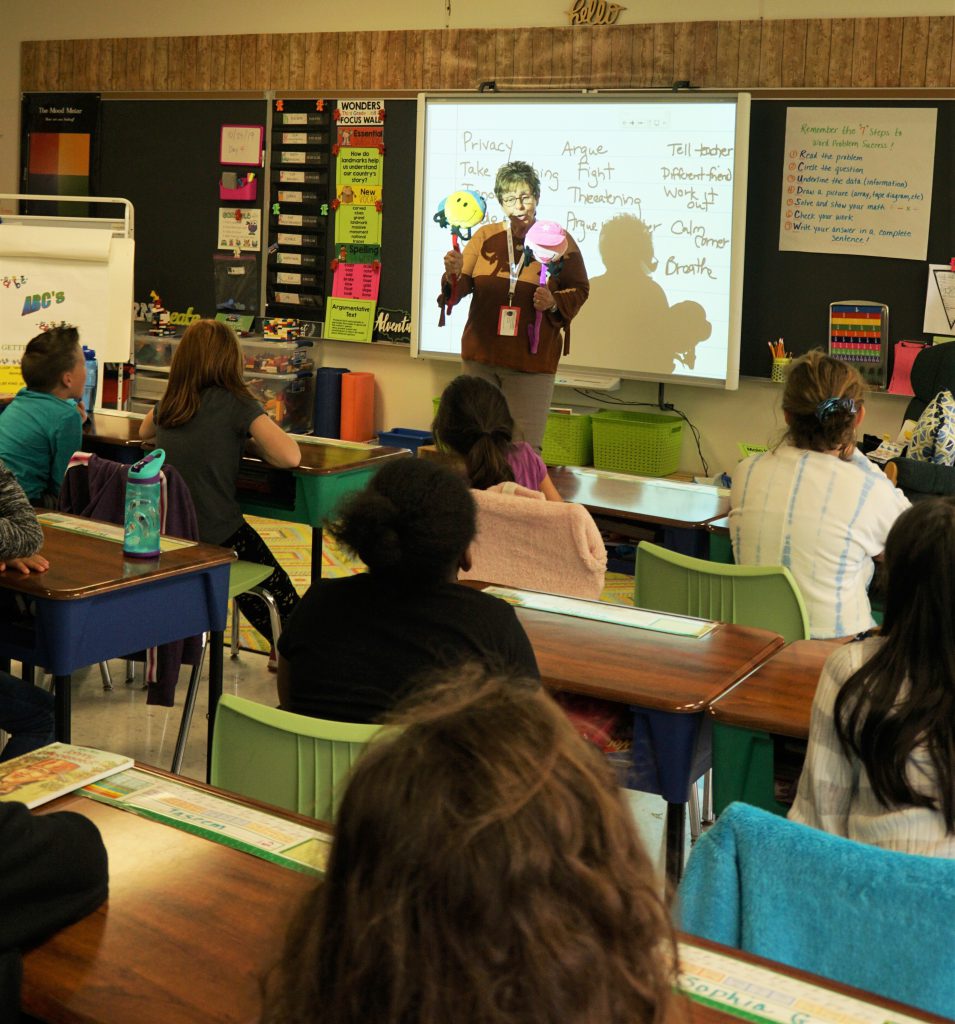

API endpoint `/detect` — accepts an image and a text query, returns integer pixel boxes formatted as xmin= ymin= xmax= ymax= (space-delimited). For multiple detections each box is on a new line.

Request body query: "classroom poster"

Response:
xmin=335 ymin=243 xmax=380 ymax=264
xmin=336 ymin=148 xmax=383 ymax=186
xmin=20 ymin=93 xmax=98 ymax=215
xmin=924 ymin=264 xmax=955 ymax=335
xmin=336 ymin=125 xmax=383 ymax=149
xmin=324 ymin=297 xmax=376 ymax=342
xmin=778 ymin=107 xmax=936 ymax=261
xmin=334 ymin=205 xmax=382 ymax=246
xmin=332 ymin=262 xmax=381 ymax=301
xmin=336 ymin=99 xmax=385 ymax=127
xmin=217 ymin=207 xmax=261 ymax=251
xmin=336 ymin=184 xmax=382 ymax=206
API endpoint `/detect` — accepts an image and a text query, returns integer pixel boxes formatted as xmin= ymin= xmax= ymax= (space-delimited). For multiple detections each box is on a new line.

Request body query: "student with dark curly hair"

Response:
xmin=276 ymin=458 xmax=538 ymax=722
xmin=729 ymin=349 xmax=909 ymax=638
xmin=433 ymin=374 xmax=562 ymax=499
xmin=261 ymin=668 xmax=676 ymax=1024
xmin=791 ymin=497 xmax=955 ymax=856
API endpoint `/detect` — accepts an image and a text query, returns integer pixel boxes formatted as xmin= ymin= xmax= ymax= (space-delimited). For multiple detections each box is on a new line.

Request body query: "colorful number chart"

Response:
xmin=828 ymin=300 xmax=889 ymax=389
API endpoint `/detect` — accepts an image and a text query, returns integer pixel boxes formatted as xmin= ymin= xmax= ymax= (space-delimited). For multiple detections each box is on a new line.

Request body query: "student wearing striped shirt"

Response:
xmin=790 ymin=498 xmax=955 ymax=857
xmin=729 ymin=350 xmax=909 ymax=639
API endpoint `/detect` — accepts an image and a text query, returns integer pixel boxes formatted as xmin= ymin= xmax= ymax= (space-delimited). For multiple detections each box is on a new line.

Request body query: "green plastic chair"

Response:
xmin=170 ymin=560 xmax=282 ymax=774
xmin=210 ymin=693 xmax=383 ymax=821
xmin=635 ymin=541 xmax=811 ymax=821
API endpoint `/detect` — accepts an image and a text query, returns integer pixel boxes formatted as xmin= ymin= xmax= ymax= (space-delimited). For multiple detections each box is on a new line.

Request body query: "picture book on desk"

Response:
xmin=0 ymin=743 xmax=133 ymax=809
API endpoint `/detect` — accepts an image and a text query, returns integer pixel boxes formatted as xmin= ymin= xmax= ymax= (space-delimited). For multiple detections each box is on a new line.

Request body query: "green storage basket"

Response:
xmin=541 ymin=411 xmax=593 ymax=467
xmin=591 ymin=409 xmax=683 ymax=477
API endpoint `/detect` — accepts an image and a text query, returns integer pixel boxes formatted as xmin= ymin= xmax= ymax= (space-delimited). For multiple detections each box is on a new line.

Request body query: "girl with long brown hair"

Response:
xmin=140 ymin=319 xmax=301 ymax=663
xmin=262 ymin=668 xmax=676 ymax=1024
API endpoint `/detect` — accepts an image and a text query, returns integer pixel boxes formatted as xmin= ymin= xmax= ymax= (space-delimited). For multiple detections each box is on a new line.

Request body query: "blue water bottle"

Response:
xmin=82 ymin=346 xmax=97 ymax=413
xmin=124 ymin=450 xmax=165 ymax=558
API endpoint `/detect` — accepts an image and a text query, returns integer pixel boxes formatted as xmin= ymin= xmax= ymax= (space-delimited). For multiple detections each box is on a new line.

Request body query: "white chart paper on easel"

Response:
xmin=0 ymin=225 xmax=134 ymax=365
xmin=778 ymin=107 xmax=936 ymax=261
xmin=924 ymin=264 xmax=955 ymax=336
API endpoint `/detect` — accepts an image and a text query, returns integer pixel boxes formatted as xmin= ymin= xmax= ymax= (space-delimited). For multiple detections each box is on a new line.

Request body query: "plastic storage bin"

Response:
xmin=240 ymin=338 xmax=314 ymax=375
xmin=134 ymin=336 xmax=179 ymax=369
xmin=378 ymin=428 xmax=434 ymax=453
xmin=591 ymin=409 xmax=683 ymax=477
xmin=541 ymin=409 xmax=593 ymax=467
xmin=246 ymin=370 xmax=314 ymax=433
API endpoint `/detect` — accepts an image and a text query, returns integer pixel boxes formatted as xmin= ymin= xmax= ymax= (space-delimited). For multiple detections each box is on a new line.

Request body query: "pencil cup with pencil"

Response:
xmin=769 ymin=339 xmax=790 ymax=383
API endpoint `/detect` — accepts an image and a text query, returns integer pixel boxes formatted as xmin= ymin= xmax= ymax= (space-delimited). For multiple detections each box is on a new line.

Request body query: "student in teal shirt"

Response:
xmin=0 ymin=326 xmax=87 ymax=504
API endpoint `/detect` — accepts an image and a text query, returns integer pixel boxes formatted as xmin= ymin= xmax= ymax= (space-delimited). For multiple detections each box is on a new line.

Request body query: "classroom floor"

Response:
xmin=51 ymin=517 xmax=692 ymax=882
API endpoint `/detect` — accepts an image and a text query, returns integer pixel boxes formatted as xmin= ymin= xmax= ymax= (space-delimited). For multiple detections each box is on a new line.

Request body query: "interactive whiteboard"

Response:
xmin=412 ymin=93 xmax=750 ymax=389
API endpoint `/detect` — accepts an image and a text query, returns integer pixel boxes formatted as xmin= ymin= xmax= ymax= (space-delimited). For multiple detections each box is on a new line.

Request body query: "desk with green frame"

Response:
xmin=86 ymin=411 xmax=410 ymax=581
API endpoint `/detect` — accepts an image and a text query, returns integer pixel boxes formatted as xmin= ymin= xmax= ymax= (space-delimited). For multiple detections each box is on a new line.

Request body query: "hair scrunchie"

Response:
xmin=815 ymin=396 xmax=857 ymax=422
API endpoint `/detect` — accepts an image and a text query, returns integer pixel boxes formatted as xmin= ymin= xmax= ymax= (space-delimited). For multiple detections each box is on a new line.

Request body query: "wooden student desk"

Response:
xmin=86 ymin=410 xmax=410 ymax=581
xmin=510 ymin=600 xmax=783 ymax=885
xmin=84 ymin=409 xmax=405 ymax=585
xmin=548 ymin=466 xmax=729 ymax=556
xmin=706 ymin=638 xmax=843 ymax=815
xmin=21 ymin=770 xmax=944 ymax=1024
xmin=0 ymin=518 xmax=232 ymax=751
xmin=22 ymin=768 xmax=323 ymax=1024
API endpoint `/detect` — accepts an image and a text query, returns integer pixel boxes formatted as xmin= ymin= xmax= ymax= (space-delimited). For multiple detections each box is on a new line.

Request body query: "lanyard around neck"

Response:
xmin=506 ymin=221 xmax=522 ymax=305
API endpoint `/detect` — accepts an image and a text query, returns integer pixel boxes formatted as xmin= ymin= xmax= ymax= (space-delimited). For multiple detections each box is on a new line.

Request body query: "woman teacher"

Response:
xmin=440 ymin=160 xmax=589 ymax=451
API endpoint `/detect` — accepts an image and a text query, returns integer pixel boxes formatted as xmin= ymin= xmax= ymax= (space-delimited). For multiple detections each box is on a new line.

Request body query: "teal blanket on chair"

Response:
xmin=677 ymin=802 xmax=955 ymax=1018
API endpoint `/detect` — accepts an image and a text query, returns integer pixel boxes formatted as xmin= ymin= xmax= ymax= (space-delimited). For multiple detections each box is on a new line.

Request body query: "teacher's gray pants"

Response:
xmin=461 ymin=361 xmax=555 ymax=451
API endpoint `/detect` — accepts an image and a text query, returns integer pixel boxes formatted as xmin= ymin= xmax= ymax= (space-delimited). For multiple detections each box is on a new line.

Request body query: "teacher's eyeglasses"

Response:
xmin=501 ymin=193 xmax=535 ymax=208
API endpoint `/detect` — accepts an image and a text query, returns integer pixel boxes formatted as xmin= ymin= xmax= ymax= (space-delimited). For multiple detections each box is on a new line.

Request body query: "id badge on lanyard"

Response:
xmin=498 ymin=222 xmax=521 ymax=338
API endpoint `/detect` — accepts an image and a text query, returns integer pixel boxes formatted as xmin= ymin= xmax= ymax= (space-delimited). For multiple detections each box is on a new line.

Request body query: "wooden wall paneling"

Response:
xmin=303 ymin=33 xmax=332 ymax=92
xmin=570 ymin=27 xmax=593 ymax=88
xmin=238 ymin=35 xmax=257 ymax=92
xmin=254 ymin=34 xmax=272 ymax=91
xmin=37 ymin=41 xmax=57 ymax=92
xmin=269 ymin=33 xmax=291 ymax=91
xmin=94 ymin=38 xmax=115 ymax=94
xmin=692 ymin=21 xmax=718 ymax=89
xmin=67 ymin=39 xmax=87 ymax=91
xmin=354 ymin=32 xmax=374 ymax=89
xmin=803 ymin=19 xmax=831 ymax=86
xmin=827 ymin=19 xmax=855 ymax=87
xmin=155 ymin=37 xmax=171 ymax=92
xmin=510 ymin=30 xmax=537 ymax=89
xmin=288 ymin=34 xmax=306 ymax=90
xmin=223 ymin=34 xmax=242 ymax=91
xmin=165 ymin=36 xmax=184 ymax=92
xmin=404 ymin=30 xmax=424 ymax=92
xmin=380 ymin=30 xmax=406 ymax=91
xmin=757 ymin=18 xmax=783 ymax=88
xmin=20 ymin=42 xmax=36 ymax=92
xmin=899 ymin=16 xmax=929 ymax=87
xmin=672 ymin=21 xmax=695 ymax=86
xmin=651 ymin=21 xmax=674 ymax=88
xmin=114 ymin=38 xmax=132 ymax=91
xmin=874 ymin=18 xmax=902 ymax=87
xmin=591 ymin=26 xmax=615 ymax=87
xmin=449 ymin=28 xmax=479 ymax=91
xmin=139 ymin=38 xmax=158 ymax=92
xmin=714 ymin=21 xmax=740 ymax=88
xmin=545 ymin=26 xmax=570 ymax=86
xmin=925 ymin=16 xmax=955 ymax=86
xmin=194 ymin=35 xmax=214 ymax=92
xmin=781 ymin=19 xmax=808 ymax=88
xmin=850 ymin=18 xmax=878 ymax=87
xmin=607 ymin=26 xmax=634 ymax=87
xmin=184 ymin=36 xmax=202 ymax=91
xmin=630 ymin=24 xmax=654 ymax=88
xmin=419 ymin=30 xmax=440 ymax=91
xmin=736 ymin=21 xmax=762 ymax=88
xmin=534 ymin=27 xmax=560 ymax=86
xmin=495 ymin=28 xmax=517 ymax=88
xmin=58 ymin=41 xmax=76 ymax=90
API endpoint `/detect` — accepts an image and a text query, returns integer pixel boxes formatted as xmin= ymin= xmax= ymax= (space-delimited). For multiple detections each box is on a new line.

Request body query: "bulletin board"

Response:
xmin=739 ymin=99 xmax=954 ymax=380
xmin=85 ymin=96 xmax=416 ymax=344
